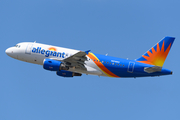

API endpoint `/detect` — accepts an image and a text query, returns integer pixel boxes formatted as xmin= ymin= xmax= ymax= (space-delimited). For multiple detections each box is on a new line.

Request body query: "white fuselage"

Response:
xmin=5 ymin=42 xmax=105 ymax=77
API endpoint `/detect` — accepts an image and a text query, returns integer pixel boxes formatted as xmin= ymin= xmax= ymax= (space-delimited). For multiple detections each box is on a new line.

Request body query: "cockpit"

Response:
xmin=15 ymin=44 xmax=21 ymax=48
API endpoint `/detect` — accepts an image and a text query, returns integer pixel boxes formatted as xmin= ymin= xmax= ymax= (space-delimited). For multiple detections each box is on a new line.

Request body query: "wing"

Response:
xmin=51 ymin=50 xmax=90 ymax=70
xmin=63 ymin=50 xmax=90 ymax=69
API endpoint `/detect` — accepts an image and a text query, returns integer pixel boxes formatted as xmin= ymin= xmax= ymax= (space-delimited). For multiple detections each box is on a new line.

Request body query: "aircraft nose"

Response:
xmin=5 ymin=48 xmax=13 ymax=56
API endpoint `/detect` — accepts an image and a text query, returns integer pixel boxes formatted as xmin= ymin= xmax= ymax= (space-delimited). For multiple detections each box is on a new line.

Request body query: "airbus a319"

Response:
xmin=5 ymin=36 xmax=175 ymax=78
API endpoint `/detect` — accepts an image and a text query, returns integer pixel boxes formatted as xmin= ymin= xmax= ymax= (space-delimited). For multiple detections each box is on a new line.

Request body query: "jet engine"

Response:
xmin=56 ymin=70 xmax=82 ymax=77
xmin=43 ymin=59 xmax=69 ymax=71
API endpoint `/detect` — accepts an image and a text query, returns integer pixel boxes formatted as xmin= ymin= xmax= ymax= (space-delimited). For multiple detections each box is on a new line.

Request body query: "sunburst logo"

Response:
xmin=137 ymin=41 xmax=172 ymax=67
xmin=48 ymin=47 xmax=57 ymax=51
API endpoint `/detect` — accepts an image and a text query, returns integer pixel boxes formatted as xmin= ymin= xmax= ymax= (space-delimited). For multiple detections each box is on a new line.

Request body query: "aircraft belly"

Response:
xmin=19 ymin=54 xmax=44 ymax=65
xmin=69 ymin=65 xmax=102 ymax=76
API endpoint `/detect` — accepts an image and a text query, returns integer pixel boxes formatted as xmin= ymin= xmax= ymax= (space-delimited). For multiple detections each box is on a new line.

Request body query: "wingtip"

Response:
xmin=85 ymin=50 xmax=91 ymax=54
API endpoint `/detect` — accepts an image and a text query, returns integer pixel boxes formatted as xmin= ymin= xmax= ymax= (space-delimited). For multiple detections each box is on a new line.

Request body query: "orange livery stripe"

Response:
xmin=87 ymin=53 xmax=120 ymax=78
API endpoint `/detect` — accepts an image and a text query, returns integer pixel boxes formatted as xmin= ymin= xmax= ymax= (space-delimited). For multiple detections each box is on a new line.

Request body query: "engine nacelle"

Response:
xmin=56 ymin=70 xmax=82 ymax=77
xmin=43 ymin=59 xmax=69 ymax=71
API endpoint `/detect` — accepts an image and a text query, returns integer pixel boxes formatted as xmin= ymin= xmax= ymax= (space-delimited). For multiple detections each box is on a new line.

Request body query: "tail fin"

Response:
xmin=136 ymin=36 xmax=175 ymax=67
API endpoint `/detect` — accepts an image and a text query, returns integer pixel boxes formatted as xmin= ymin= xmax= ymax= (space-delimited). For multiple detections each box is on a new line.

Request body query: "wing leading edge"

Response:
xmin=50 ymin=50 xmax=90 ymax=70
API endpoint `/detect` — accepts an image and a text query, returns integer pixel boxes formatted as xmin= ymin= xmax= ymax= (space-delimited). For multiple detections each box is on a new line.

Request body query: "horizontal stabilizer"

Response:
xmin=144 ymin=66 xmax=162 ymax=73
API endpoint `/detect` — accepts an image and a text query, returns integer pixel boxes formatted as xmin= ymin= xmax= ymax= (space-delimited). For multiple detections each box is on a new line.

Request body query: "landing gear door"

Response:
xmin=25 ymin=44 xmax=33 ymax=54
xmin=128 ymin=62 xmax=135 ymax=73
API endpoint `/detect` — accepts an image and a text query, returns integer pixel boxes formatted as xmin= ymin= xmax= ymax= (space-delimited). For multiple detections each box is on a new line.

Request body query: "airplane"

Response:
xmin=5 ymin=36 xmax=175 ymax=78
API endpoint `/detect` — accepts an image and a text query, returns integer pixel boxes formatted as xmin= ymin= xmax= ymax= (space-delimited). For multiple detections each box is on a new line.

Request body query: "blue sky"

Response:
xmin=0 ymin=0 xmax=180 ymax=120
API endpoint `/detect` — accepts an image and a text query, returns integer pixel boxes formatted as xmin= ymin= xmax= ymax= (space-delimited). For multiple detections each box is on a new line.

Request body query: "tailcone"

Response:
xmin=161 ymin=68 xmax=172 ymax=75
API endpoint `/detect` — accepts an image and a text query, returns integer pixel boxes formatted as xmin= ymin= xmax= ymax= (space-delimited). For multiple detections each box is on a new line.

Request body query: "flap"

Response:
xmin=50 ymin=50 xmax=90 ymax=70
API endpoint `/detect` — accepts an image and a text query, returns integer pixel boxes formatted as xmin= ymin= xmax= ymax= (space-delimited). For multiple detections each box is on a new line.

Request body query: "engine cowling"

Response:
xmin=56 ymin=70 xmax=82 ymax=77
xmin=43 ymin=59 xmax=69 ymax=71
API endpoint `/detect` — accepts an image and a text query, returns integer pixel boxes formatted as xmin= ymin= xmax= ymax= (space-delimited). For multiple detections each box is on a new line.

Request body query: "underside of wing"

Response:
xmin=50 ymin=50 xmax=90 ymax=70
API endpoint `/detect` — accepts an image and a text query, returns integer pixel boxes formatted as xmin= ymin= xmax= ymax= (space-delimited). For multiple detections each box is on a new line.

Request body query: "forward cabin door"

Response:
xmin=128 ymin=62 xmax=135 ymax=73
xmin=25 ymin=44 xmax=33 ymax=54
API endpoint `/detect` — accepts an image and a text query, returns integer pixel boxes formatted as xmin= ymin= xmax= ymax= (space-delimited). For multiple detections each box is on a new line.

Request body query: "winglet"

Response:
xmin=85 ymin=50 xmax=91 ymax=55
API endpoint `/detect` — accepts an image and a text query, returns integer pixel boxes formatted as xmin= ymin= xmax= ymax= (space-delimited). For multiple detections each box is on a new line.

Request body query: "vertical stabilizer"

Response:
xmin=136 ymin=36 xmax=175 ymax=67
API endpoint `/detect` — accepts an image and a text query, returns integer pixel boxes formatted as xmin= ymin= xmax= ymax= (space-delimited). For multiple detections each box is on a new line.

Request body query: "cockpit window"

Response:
xmin=14 ymin=45 xmax=21 ymax=48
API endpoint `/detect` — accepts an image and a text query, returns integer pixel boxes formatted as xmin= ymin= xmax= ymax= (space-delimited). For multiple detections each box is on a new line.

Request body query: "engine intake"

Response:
xmin=43 ymin=59 xmax=69 ymax=71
